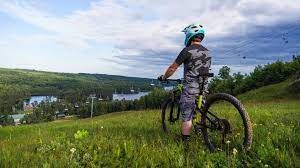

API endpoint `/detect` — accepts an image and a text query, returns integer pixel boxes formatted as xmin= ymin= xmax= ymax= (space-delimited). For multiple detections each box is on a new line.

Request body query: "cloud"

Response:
xmin=0 ymin=0 xmax=299 ymax=77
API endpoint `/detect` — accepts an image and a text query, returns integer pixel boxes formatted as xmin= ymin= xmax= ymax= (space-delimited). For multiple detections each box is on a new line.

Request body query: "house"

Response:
xmin=55 ymin=111 xmax=66 ymax=119
xmin=10 ymin=114 xmax=25 ymax=125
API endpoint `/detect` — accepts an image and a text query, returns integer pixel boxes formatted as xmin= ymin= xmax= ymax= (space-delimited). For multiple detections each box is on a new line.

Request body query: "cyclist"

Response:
xmin=158 ymin=22 xmax=211 ymax=145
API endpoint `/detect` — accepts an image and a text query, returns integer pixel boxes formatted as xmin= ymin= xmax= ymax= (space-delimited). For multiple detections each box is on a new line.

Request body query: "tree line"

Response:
xmin=209 ymin=56 xmax=300 ymax=95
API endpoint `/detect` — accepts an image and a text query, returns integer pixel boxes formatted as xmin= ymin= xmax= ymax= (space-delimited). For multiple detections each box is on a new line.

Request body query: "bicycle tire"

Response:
xmin=161 ymin=98 xmax=180 ymax=133
xmin=201 ymin=93 xmax=253 ymax=152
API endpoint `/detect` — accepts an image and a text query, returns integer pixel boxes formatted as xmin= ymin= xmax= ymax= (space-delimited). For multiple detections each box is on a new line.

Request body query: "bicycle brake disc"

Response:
xmin=219 ymin=119 xmax=232 ymax=134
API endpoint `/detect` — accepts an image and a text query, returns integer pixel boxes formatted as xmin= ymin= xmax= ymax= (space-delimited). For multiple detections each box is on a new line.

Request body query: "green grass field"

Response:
xmin=0 ymin=99 xmax=299 ymax=167
xmin=0 ymin=80 xmax=300 ymax=167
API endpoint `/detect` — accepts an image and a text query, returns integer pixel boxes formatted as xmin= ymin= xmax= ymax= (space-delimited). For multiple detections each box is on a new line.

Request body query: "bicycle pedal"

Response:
xmin=194 ymin=125 xmax=203 ymax=135
xmin=195 ymin=122 xmax=205 ymax=128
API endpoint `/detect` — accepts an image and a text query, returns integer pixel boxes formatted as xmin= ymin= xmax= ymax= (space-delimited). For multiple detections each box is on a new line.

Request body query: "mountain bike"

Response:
xmin=160 ymin=73 xmax=253 ymax=152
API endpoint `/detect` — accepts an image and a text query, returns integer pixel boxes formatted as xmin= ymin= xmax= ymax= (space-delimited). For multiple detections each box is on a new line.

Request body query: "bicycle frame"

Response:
xmin=165 ymin=73 xmax=219 ymax=127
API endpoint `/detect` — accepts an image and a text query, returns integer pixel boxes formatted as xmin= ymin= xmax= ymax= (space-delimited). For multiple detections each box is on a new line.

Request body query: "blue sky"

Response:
xmin=0 ymin=0 xmax=299 ymax=78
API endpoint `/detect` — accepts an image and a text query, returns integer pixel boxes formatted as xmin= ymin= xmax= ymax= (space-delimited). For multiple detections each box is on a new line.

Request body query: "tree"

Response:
xmin=218 ymin=66 xmax=231 ymax=80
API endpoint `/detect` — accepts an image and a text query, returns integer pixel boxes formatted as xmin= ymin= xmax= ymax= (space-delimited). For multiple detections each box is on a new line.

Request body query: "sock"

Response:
xmin=182 ymin=134 xmax=190 ymax=152
xmin=181 ymin=134 xmax=190 ymax=142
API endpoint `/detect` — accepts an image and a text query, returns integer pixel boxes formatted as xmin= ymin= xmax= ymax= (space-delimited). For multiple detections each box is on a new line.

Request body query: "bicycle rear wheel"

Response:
xmin=201 ymin=93 xmax=253 ymax=152
xmin=161 ymin=98 xmax=180 ymax=133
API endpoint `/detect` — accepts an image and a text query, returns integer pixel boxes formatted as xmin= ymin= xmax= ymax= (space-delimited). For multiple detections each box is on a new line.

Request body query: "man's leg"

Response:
xmin=179 ymin=92 xmax=196 ymax=143
xmin=182 ymin=120 xmax=193 ymax=135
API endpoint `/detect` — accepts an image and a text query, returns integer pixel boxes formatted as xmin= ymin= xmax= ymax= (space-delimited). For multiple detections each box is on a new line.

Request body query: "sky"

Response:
xmin=0 ymin=0 xmax=299 ymax=78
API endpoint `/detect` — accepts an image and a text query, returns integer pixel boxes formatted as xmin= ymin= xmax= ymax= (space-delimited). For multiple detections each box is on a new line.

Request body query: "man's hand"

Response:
xmin=157 ymin=75 xmax=166 ymax=81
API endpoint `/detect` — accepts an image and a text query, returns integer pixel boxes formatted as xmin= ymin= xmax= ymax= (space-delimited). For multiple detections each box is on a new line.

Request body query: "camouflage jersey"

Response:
xmin=175 ymin=44 xmax=211 ymax=95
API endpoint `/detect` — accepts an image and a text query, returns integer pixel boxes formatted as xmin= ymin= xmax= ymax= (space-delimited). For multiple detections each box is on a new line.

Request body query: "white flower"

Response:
xmin=226 ymin=140 xmax=231 ymax=144
xmin=233 ymin=148 xmax=238 ymax=155
xmin=101 ymin=126 xmax=104 ymax=129
xmin=70 ymin=148 xmax=76 ymax=153
xmin=264 ymin=164 xmax=269 ymax=167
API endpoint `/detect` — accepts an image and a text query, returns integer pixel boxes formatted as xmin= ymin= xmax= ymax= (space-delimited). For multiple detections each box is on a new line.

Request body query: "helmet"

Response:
xmin=182 ymin=22 xmax=205 ymax=46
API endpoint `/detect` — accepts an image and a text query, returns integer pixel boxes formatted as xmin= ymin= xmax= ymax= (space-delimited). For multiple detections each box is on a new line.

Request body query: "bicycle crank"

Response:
xmin=218 ymin=119 xmax=232 ymax=144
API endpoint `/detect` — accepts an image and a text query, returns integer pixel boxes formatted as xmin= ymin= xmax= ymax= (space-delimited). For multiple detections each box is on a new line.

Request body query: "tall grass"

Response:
xmin=0 ymin=100 xmax=299 ymax=167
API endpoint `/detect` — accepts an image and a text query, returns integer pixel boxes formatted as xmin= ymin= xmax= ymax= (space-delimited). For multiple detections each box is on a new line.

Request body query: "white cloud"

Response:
xmin=0 ymin=0 xmax=299 ymax=77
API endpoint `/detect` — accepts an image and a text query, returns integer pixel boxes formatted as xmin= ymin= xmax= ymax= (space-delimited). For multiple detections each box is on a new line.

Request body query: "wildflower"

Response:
xmin=83 ymin=153 xmax=92 ymax=162
xmin=70 ymin=148 xmax=76 ymax=153
xmin=101 ymin=126 xmax=104 ymax=129
xmin=232 ymin=148 xmax=238 ymax=155
xmin=258 ymin=160 xmax=262 ymax=163
xmin=253 ymin=123 xmax=257 ymax=126
xmin=264 ymin=164 xmax=269 ymax=167
xmin=226 ymin=140 xmax=231 ymax=144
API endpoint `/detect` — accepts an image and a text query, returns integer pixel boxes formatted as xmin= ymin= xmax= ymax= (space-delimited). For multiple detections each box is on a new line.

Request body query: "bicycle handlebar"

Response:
xmin=158 ymin=78 xmax=182 ymax=84
xmin=158 ymin=73 xmax=214 ymax=82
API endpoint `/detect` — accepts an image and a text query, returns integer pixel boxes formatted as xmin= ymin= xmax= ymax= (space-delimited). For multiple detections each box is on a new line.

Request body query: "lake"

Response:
xmin=164 ymin=86 xmax=174 ymax=91
xmin=113 ymin=92 xmax=149 ymax=101
xmin=24 ymin=96 xmax=57 ymax=105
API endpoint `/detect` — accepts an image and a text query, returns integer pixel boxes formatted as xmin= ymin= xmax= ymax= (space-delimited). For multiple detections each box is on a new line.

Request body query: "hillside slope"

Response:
xmin=0 ymin=99 xmax=299 ymax=167
xmin=238 ymin=79 xmax=300 ymax=102
xmin=0 ymin=68 xmax=152 ymax=97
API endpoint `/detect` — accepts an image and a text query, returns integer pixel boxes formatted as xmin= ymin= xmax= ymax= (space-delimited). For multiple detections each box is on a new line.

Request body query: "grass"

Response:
xmin=0 ymin=99 xmax=299 ymax=167
xmin=238 ymin=79 xmax=300 ymax=102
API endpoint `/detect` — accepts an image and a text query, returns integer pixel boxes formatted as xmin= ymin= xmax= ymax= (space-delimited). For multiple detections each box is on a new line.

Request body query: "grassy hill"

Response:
xmin=0 ymin=80 xmax=299 ymax=167
xmin=0 ymin=68 xmax=153 ymax=97
xmin=238 ymin=79 xmax=300 ymax=102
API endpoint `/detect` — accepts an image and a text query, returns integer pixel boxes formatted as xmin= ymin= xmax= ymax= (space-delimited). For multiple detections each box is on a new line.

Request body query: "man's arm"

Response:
xmin=162 ymin=62 xmax=179 ymax=79
xmin=159 ymin=48 xmax=187 ymax=81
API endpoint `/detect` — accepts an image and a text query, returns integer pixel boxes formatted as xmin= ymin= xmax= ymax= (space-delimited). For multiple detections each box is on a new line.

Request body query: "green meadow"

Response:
xmin=0 ymin=99 xmax=299 ymax=167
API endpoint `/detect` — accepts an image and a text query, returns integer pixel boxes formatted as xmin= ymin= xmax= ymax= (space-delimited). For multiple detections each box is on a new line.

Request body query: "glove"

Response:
xmin=158 ymin=75 xmax=166 ymax=81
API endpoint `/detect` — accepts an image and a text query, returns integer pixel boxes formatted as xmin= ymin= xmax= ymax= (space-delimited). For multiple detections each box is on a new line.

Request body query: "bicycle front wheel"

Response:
xmin=201 ymin=93 xmax=253 ymax=152
xmin=161 ymin=98 xmax=180 ymax=134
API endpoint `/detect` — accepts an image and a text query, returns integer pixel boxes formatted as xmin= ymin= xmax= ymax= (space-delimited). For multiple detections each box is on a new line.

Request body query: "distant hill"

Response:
xmin=0 ymin=68 xmax=153 ymax=98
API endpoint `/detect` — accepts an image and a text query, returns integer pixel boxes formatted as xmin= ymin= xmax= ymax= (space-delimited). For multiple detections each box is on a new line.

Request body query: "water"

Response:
xmin=164 ymin=86 xmax=174 ymax=91
xmin=24 ymin=96 xmax=57 ymax=105
xmin=113 ymin=92 xmax=149 ymax=101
